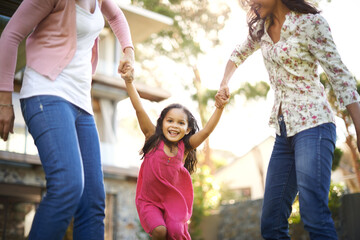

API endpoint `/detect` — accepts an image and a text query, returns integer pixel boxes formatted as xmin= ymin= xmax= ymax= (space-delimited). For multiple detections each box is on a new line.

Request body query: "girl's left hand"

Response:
xmin=121 ymin=66 xmax=134 ymax=83
xmin=118 ymin=47 xmax=134 ymax=74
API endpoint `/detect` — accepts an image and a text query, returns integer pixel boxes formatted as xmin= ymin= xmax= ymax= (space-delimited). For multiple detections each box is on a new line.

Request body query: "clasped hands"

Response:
xmin=119 ymin=55 xmax=230 ymax=110
xmin=215 ymin=85 xmax=230 ymax=109
xmin=119 ymin=47 xmax=134 ymax=83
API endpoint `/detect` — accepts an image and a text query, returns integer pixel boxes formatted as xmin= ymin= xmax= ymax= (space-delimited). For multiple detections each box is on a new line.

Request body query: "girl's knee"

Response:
xmin=151 ymin=225 xmax=167 ymax=240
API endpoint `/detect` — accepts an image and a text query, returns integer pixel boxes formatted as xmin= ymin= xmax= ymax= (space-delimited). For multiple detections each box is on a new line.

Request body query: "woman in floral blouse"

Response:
xmin=216 ymin=0 xmax=360 ymax=239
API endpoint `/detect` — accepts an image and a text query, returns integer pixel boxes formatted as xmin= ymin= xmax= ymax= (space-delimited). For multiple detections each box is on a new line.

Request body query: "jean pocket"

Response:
xmin=320 ymin=123 xmax=336 ymax=142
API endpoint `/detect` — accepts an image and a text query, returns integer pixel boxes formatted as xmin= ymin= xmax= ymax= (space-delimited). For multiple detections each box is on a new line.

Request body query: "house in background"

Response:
xmin=214 ymin=136 xmax=274 ymax=201
xmin=214 ymin=135 xmax=358 ymax=203
xmin=0 ymin=1 xmax=172 ymax=239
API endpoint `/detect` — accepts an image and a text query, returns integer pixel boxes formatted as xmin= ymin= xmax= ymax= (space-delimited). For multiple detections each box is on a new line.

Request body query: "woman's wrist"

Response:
xmin=220 ymin=80 xmax=229 ymax=88
xmin=0 ymin=91 xmax=12 ymax=104
xmin=123 ymin=47 xmax=134 ymax=56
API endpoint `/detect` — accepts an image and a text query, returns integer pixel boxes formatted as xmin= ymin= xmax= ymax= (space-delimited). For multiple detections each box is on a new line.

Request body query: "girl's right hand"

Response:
xmin=0 ymin=92 xmax=15 ymax=141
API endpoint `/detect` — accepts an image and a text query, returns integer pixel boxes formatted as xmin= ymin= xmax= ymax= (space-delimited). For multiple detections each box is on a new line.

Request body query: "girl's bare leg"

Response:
xmin=151 ymin=226 xmax=167 ymax=240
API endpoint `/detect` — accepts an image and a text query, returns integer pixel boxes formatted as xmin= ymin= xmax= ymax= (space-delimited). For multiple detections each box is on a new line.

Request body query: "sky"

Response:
xmin=116 ymin=0 xmax=360 ymax=167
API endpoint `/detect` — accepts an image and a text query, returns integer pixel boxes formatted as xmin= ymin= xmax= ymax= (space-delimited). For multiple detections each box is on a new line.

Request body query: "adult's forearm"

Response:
xmin=220 ymin=60 xmax=237 ymax=87
xmin=123 ymin=47 xmax=134 ymax=60
xmin=0 ymin=92 xmax=12 ymax=104
xmin=102 ymin=0 xmax=133 ymax=51
xmin=346 ymin=102 xmax=360 ymax=134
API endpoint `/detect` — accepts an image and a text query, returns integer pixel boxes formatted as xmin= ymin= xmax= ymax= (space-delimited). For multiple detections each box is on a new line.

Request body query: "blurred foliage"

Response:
xmin=191 ymin=89 xmax=217 ymax=109
xmin=289 ymin=196 xmax=301 ymax=225
xmin=289 ymin=182 xmax=346 ymax=228
xmin=63 ymin=218 xmax=74 ymax=240
xmin=219 ymin=184 xmax=252 ymax=205
xmin=191 ymin=81 xmax=270 ymax=107
xmin=332 ymin=147 xmax=343 ymax=171
xmin=195 ymin=149 xmax=228 ymax=170
xmin=131 ymin=0 xmax=230 ymax=64
xmin=232 ymin=81 xmax=270 ymax=101
xmin=190 ymin=165 xmax=221 ymax=240
xmin=328 ymin=182 xmax=346 ymax=221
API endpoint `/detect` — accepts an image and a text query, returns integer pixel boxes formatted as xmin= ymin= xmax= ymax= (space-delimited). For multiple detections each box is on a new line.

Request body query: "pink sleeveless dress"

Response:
xmin=135 ymin=140 xmax=193 ymax=239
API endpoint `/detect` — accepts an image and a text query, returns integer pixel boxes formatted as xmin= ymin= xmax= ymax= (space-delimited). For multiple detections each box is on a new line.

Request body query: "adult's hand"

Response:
xmin=215 ymin=85 xmax=230 ymax=109
xmin=121 ymin=65 xmax=134 ymax=84
xmin=0 ymin=91 xmax=15 ymax=141
xmin=118 ymin=47 xmax=134 ymax=75
xmin=217 ymin=85 xmax=230 ymax=100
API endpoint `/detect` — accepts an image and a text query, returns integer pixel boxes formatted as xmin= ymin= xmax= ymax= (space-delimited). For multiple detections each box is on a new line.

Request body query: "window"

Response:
xmin=0 ymin=183 xmax=42 ymax=240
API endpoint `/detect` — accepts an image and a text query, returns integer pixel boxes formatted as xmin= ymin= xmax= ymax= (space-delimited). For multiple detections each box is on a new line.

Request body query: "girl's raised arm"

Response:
xmin=189 ymin=107 xmax=224 ymax=149
xmin=122 ymin=70 xmax=155 ymax=139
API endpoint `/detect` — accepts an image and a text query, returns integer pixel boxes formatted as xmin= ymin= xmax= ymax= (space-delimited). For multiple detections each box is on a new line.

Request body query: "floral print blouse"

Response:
xmin=230 ymin=11 xmax=359 ymax=137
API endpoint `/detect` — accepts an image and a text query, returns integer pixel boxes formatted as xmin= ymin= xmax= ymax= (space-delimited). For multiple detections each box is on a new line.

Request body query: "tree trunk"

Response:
xmin=192 ymin=66 xmax=213 ymax=170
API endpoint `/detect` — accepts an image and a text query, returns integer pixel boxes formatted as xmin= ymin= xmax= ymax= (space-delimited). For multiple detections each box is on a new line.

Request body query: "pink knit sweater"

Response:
xmin=0 ymin=0 xmax=133 ymax=91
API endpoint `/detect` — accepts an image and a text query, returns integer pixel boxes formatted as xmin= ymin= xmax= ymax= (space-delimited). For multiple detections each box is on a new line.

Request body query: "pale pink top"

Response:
xmin=0 ymin=0 xmax=133 ymax=92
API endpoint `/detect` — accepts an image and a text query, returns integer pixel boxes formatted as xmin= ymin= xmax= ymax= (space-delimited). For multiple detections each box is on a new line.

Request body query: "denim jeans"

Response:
xmin=21 ymin=95 xmax=105 ymax=240
xmin=261 ymin=116 xmax=337 ymax=240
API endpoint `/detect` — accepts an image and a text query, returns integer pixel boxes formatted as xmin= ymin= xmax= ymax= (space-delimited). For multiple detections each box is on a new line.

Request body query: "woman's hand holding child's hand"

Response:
xmin=121 ymin=65 xmax=134 ymax=83
xmin=215 ymin=88 xmax=230 ymax=109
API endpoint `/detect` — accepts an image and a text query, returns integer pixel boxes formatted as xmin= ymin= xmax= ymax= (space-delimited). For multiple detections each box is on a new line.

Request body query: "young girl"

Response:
xmin=121 ymin=69 xmax=228 ymax=239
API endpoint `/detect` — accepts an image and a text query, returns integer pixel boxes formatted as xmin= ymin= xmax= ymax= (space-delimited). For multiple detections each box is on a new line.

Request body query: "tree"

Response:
xmin=131 ymin=0 xmax=230 ymax=64
xmin=131 ymin=0 xmax=231 ymax=169
xmin=191 ymin=66 xmax=270 ymax=170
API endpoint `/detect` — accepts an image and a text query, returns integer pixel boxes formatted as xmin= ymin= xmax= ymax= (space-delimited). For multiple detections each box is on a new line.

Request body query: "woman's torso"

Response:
xmin=260 ymin=11 xmax=334 ymax=136
xmin=231 ymin=11 xmax=359 ymax=137
xmin=20 ymin=0 xmax=105 ymax=114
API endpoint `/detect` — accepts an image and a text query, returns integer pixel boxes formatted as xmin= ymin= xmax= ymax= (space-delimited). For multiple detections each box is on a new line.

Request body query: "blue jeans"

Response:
xmin=261 ymin=116 xmax=337 ymax=240
xmin=21 ymin=95 xmax=105 ymax=240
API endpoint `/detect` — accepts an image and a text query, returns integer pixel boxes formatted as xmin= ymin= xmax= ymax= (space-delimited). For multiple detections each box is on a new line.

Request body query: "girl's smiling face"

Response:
xmin=162 ymin=108 xmax=191 ymax=143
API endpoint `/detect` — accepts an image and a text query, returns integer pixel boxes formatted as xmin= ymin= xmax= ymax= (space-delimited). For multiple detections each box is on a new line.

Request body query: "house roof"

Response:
xmin=117 ymin=2 xmax=173 ymax=44
xmin=0 ymin=0 xmax=173 ymax=45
